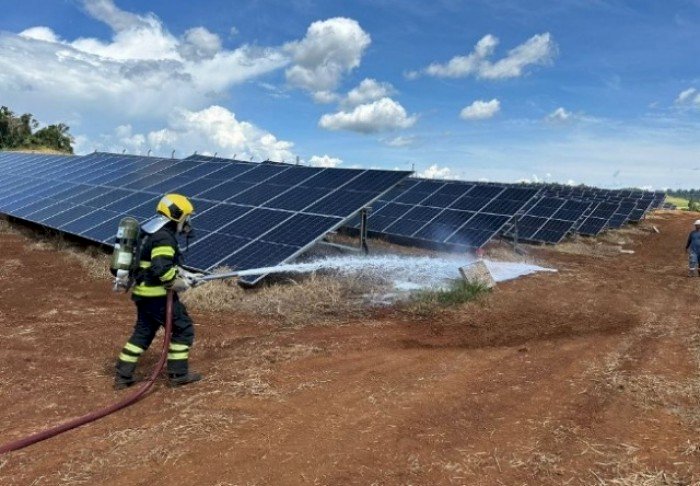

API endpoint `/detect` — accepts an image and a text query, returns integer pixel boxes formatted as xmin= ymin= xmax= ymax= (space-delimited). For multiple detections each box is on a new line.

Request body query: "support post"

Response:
xmin=359 ymin=208 xmax=369 ymax=255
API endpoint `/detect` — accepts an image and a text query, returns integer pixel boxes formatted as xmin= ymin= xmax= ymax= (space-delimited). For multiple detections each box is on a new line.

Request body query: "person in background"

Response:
xmin=686 ymin=219 xmax=700 ymax=277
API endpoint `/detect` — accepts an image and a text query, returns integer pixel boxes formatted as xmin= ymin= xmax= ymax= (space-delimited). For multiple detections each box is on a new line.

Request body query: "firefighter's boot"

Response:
xmin=169 ymin=371 xmax=203 ymax=387
xmin=114 ymin=361 xmax=137 ymax=390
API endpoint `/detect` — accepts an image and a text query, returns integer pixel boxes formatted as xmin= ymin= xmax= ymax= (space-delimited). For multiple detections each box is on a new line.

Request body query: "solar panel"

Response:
xmin=0 ymin=151 xmax=411 ymax=284
xmin=345 ymin=178 xmax=540 ymax=250
xmin=578 ymin=216 xmax=608 ymax=236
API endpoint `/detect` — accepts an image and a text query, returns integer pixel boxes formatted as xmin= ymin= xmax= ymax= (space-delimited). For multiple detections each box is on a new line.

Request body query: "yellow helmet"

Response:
xmin=156 ymin=194 xmax=194 ymax=223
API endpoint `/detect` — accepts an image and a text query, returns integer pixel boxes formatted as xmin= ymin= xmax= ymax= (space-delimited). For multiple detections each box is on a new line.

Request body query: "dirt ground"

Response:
xmin=1 ymin=211 xmax=700 ymax=485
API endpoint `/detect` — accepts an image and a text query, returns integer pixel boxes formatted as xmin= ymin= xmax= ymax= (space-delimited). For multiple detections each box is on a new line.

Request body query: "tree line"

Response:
xmin=0 ymin=106 xmax=74 ymax=154
xmin=667 ymin=189 xmax=700 ymax=201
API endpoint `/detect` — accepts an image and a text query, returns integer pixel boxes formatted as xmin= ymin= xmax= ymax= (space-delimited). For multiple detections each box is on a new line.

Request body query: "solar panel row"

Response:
xmin=0 ymin=151 xmax=411 ymax=284
xmin=346 ymin=177 xmax=664 ymax=250
xmin=346 ymin=179 xmax=540 ymax=250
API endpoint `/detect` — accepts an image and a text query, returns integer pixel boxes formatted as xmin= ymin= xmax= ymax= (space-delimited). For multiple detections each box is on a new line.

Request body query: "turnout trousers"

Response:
xmin=116 ymin=294 xmax=195 ymax=378
xmin=690 ymin=250 xmax=699 ymax=277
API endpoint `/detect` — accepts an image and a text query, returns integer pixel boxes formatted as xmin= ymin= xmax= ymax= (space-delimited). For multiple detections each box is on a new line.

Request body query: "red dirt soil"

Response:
xmin=1 ymin=212 xmax=700 ymax=485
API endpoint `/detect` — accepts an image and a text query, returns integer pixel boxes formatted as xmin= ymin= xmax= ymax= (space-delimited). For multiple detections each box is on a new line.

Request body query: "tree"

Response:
xmin=0 ymin=106 xmax=73 ymax=153
xmin=32 ymin=123 xmax=74 ymax=154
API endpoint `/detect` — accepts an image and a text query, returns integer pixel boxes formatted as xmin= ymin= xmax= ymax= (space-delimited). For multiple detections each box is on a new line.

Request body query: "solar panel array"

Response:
xmin=346 ymin=179 xmax=540 ymax=250
xmin=0 ymin=150 xmax=666 ymax=268
xmin=0 ymin=151 xmax=410 ymax=284
xmin=346 ymin=177 xmax=665 ymax=250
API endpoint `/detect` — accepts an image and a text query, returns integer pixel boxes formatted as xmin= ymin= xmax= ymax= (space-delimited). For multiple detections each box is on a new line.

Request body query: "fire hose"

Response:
xmin=0 ymin=265 xmax=285 ymax=455
xmin=0 ymin=290 xmax=175 ymax=455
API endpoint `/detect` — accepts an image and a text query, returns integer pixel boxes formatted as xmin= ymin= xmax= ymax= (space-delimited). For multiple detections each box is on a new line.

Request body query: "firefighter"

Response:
xmin=687 ymin=219 xmax=700 ymax=277
xmin=115 ymin=194 xmax=204 ymax=389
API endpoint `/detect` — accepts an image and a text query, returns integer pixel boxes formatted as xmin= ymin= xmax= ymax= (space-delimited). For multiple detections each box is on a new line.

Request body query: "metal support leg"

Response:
xmin=359 ymin=208 xmax=369 ymax=255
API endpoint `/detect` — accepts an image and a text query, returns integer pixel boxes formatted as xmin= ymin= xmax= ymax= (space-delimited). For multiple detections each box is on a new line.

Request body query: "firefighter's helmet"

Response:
xmin=157 ymin=194 xmax=194 ymax=223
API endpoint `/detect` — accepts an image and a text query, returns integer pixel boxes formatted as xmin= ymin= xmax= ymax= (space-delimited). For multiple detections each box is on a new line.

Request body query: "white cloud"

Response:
xmin=417 ymin=33 xmax=556 ymax=80
xmin=0 ymin=1 xmax=287 ymax=122
xmin=308 ymin=154 xmax=343 ymax=167
xmin=546 ymin=107 xmax=573 ymax=123
xmin=19 ymin=26 xmax=60 ymax=43
xmin=82 ymin=0 xmax=147 ymax=32
xmin=318 ymin=97 xmax=417 ymax=133
xmin=676 ymin=87 xmax=697 ymax=103
xmin=419 ymin=164 xmax=457 ymax=179
xmin=676 ymin=87 xmax=700 ymax=108
xmin=91 ymin=105 xmax=295 ymax=162
xmin=460 ymin=99 xmax=500 ymax=120
xmin=343 ymin=78 xmax=396 ymax=108
xmin=383 ymin=135 xmax=417 ymax=147
xmin=1 ymin=2 xmax=377 ymax=127
xmin=284 ymin=17 xmax=371 ymax=101
xmin=179 ymin=27 xmax=222 ymax=61
xmin=312 ymin=91 xmax=341 ymax=104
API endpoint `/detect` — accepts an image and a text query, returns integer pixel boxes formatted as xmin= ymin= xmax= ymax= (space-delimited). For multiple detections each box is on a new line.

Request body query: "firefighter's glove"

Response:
xmin=166 ymin=277 xmax=191 ymax=293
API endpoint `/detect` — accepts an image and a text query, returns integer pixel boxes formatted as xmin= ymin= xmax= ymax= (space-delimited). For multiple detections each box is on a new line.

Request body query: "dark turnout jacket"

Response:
xmin=686 ymin=229 xmax=700 ymax=254
xmin=132 ymin=226 xmax=181 ymax=299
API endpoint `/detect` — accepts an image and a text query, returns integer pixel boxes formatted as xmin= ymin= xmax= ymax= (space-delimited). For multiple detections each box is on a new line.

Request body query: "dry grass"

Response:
xmin=548 ymin=238 xmax=628 ymax=257
xmin=0 ymin=217 xmax=19 ymax=235
xmin=591 ymin=471 xmax=697 ymax=486
xmin=26 ymin=232 xmax=111 ymax=281
xmin=183 ymin=271 xmax=388 ymax=325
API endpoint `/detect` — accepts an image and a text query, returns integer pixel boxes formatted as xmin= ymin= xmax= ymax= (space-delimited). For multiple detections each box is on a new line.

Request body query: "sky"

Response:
xmin=1 ymin=0 xmax=699 ymax=189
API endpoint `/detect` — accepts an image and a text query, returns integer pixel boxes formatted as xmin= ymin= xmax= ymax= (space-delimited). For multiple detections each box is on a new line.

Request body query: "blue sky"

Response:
xmin=1 ymin=0 xmax=699 ymax=189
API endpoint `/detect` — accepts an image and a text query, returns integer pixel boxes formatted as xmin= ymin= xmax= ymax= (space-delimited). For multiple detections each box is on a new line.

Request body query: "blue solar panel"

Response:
xmin=43 ymin=205 xmax=96 ymax=227
xmin=228 ymin=184 xmax=281 ymax=206
xmin=482 ymin=199 xmax=527 ymax=216
xmin=450 ymin=196 xmax=492 ymax=212
xmin=383 ymin=218 xmax=428 ymax=237
xmin=400 ymin=206 xmax=442 ymax=222
xmin=175 ymin=178 xmax=218 ymax=197
xmin=264 ymin=166 xmax=318 ymax=186
xmin=306 ymin=190 xmax=378 ymax=217
xmin=197 ymin=180 xmax=254 ymax=201
xmin=219 ymin=208 xmax=291 ymax=239
xmin=302 ymin=170 xmax=359 ymax=189
xmin=527 ymin=198 xmax=566 ymax=218
xmin=262 ymin=214 xmax=342 ymax=246
xmin=62 ymin=209 xmax=117 ymax=234
xmin=235 ymin=164 xmax=290 ymax=183
xmin=184 ymin=232 xmax=253 ymax=270
xmin=83 ymin=189 xmax=135 ymax=209
xmin=83 ymin=214 xmax=125 ymax=243
xmin=578 ymin=217 xmax=608 ymax=236
xmin=513 ymin=215 xmax=547 ymax=240
xmin=263 ymin=187 xmax=332 ymax=212
xmin=13 ymin=199 xmax=55 ymax=218
xmin=375 ymin=203 xmax=413 ymax=219
xmin=0 ymin=151 xmax=411 ymax=283
xmin=221 ymin=240 xmax=299 ymax=272
xmin=27 ymin=201 xmax=77 ymax=223
xmin=191 ymin=203 xmax=252 ymax=232
xmin=532 ymin=219 xmax=575 ymax=244
xmin=102 ymin=192 xmax=156 ymax=213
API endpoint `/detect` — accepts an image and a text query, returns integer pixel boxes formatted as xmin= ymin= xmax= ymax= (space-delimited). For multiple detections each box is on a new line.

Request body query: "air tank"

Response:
xmin=110 ymin=217 xmax=140 ymax=291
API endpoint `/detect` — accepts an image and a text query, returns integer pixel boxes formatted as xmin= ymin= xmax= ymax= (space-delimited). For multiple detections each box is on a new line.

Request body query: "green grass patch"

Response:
xmin=666 ymin=196 xmax=689 ymax=210
xmin=411 ymin=280 xmax=489 ymax=307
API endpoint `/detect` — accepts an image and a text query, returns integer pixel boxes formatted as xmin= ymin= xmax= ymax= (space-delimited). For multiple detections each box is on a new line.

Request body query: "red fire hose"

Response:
xmin=0 ymin=291 xmax=174 ymax=455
